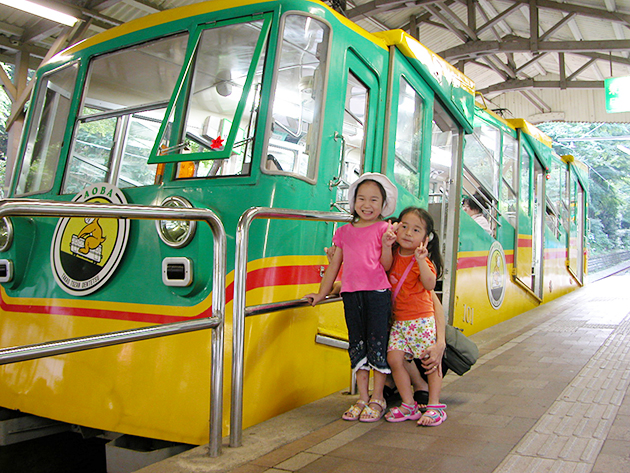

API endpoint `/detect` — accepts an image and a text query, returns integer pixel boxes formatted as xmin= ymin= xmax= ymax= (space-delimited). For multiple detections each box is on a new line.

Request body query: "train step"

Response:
xmin=0 ymin=408 xmax=71 ymax=446
xmin=105 ymin=434 xmax=193 ymax=473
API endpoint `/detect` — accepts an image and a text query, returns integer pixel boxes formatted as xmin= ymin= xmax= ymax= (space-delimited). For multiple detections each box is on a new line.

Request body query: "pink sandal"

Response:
xmin=385 ymin=402 xmax=421 ymax=423
xmin=417 ymin=404 xmax=447 ymax=426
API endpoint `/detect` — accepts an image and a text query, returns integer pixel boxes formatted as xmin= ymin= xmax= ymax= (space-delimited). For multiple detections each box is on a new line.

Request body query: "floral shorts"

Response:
xmin=387 ymin=317 xmax=436 ymax=360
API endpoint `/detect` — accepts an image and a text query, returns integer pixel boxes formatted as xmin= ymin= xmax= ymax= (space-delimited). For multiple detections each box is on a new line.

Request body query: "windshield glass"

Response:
xmin=62 ymin=33 xmax=188 ymax=194
xmin=158 ymin=17 xmax=271 ymax=179
xmin=16 ymin=63 xmax=78 ymax=196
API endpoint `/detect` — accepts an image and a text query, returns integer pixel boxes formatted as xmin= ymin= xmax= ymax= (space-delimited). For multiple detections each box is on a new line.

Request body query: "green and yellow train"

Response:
xmin=0 ymin=0 xmax=587 ymax=446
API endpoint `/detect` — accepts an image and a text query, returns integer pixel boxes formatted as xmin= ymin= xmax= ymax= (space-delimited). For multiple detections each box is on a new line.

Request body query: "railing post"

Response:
xmin=230 ymin=207 xmax=351 ymax=448
xmin=0 ymin=199 xmax=226 ymax=457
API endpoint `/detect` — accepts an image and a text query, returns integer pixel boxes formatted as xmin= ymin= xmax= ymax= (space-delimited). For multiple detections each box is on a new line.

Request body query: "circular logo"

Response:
xmin=51 ymin=183 xmax=129 ymax=296
xmin=486 ymin=241 xmax=507 ymax=309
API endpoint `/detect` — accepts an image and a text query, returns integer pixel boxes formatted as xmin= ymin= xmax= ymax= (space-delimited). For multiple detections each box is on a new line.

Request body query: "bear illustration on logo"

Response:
xmin=51 ymin=183 xmax=129 ymax=296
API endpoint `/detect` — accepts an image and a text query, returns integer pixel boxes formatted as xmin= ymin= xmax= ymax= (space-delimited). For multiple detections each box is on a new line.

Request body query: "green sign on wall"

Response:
xmin=605 ymin=76 xmax=630 ymax=113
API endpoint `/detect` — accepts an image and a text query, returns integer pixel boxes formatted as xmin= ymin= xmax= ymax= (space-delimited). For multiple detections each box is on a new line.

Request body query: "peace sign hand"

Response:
xmin=415 ymin=242 xmax=428 ymax=262
xmin=382 ymin=220 xmax=399 ymax=248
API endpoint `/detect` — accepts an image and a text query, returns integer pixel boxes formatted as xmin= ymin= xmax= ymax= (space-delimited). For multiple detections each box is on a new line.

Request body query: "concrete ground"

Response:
xmin=139 ymin=267 xmax=630 ymax=473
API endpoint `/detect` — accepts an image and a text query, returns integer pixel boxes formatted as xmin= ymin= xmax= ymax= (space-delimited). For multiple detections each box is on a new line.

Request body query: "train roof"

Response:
xmin=373 ymin=29 xmax=475 ymax=133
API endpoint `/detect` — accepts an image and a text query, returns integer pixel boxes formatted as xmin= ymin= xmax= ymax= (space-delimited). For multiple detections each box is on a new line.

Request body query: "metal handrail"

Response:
xmin=461 ymin=170 xmax=501 ymax=227
xmin=245 ymin=294 xmax=342 ymax=317
xmin=0 ymin=199 xmax=226 ymax=457
xmin=230 ymin=207 xmax=352 ymax=448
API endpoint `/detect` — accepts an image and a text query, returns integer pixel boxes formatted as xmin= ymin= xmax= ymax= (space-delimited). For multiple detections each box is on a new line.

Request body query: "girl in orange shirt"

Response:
xmin=382 ymin=207 xmax=446 ymax=426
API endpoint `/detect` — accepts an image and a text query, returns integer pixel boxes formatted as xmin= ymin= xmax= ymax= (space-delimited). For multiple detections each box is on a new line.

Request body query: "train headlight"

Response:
xmin=0 ymin=217 xmax=14 ymax=252
xmin=156 ymin=196 xmax=197 ymax=248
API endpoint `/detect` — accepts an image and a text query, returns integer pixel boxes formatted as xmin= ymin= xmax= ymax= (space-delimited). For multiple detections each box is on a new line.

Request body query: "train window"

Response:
xmin=546 ymin=204 xmax=560 ymax=238
xmin=500 ymin=134 xmax=518 ymax=228
xmin=462 ymin=168 xmax=495 ymax=236
xmin=339 ymin=72 xmax=368 ymax=190
xmin=16 ymin=62 xmax=78 ymax=196
xmin=545 ymin=160 xmax=563 ymax=238
xmin=266 ymin=14 xmax=329 ymax=180
xmin=430 ymin=102 xmax=459 ymax=204
xmin=393 ymin=77 xmax=423 ymax=196
xmin=173 ymin=20 xmax=268 ymax=177
xmin=563 ymin=167 xmax=571 ymax=233
xmin=463 ymin=122 xmax=500 ymax=197
xmin=62 ymin=34 xmax=188 ymax=194
xmin=520 ymin=146 xmax=531 ymax=216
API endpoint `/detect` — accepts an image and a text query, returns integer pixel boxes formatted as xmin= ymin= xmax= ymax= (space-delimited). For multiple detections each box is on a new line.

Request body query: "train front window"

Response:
xmin=169 ymin=19 xmax=268 ymax=178
xmin=16 ymin=63 xmax=78 ymax=196
xmin=63 ymin=34 xmax=188 ymax=194
xmin=266 ymin=14 xmax=330 ymax=179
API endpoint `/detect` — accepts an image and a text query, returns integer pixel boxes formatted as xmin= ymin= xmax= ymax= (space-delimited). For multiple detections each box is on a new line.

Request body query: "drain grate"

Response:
xmin=583 ymin=324 xmax=618 ymax=329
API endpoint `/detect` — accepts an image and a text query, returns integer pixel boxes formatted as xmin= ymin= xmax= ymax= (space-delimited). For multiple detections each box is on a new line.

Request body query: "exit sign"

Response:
xmin=605 ymin=76 xmax=630 ymax=113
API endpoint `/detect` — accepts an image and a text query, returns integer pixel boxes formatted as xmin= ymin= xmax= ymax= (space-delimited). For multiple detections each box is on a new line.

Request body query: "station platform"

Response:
xmin=139 ymin=269 xmax=630 ymax=473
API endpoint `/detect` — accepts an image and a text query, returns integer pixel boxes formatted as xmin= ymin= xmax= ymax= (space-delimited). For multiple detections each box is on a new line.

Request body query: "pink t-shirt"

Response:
xmin=332 ymin=221 xmax=391 ymax=293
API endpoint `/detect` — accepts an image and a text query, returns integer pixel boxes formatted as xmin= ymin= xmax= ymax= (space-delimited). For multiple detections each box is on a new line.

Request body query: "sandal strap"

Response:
xmin=421 ymin=410 xmax=443 ymax=423
xmin=345 ymin=400 xmax=367 ymax=415
xmin=400 ymin=402 xmax=417 ymax=412
xmin=368 ymin=398 xmax=387 ymax=410
xmin=389 ymin=402 xmax=417 ymax=417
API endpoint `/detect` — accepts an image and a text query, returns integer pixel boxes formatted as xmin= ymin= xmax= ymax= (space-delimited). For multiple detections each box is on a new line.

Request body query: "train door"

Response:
xmin=383 ymin=47 xmax=461 ymax=321
xmin=331 ymin=50 xmax=379 ymax=209
xmin=531 ymin=158 xmax=544 ymax=297
xmin=430 ymin=101 xmax=462 ymax=318
xmin=568 ymin=174 xmax=585 ymax=283
xmin=515 ymin=138 xmax=544 ymax=299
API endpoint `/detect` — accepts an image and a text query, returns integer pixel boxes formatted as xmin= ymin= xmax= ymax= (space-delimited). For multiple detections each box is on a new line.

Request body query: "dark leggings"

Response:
xmin=341 ymin=290 xmax=391 ymax=373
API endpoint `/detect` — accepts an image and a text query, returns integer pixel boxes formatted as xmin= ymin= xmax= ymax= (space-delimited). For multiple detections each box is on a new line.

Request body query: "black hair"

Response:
xmin=398 ymin=206 xmax=443 ymax=278
xmin=352 ymin=179 xmax=387 ymax=221
xmin=462 ymin=192 xmax=488 ymax=214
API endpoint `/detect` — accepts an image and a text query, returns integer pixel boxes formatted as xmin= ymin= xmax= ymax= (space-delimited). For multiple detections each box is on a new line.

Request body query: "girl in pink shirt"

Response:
xmin=306 ymin=173 xmax=398 ymax=422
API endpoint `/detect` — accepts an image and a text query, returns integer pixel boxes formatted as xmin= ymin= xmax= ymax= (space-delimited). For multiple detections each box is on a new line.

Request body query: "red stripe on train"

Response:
xmin=0 ymin=264 xmax=324 ymax=323
xmin=457 ymin=253 xmax=514 ymax=269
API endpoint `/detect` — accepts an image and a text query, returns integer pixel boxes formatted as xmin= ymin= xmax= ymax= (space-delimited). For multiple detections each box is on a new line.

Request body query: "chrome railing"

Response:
xmin=0 ymin=199 xmax=226 ymax=457
xmin=230 ymin=207 xmax=352 ymax=448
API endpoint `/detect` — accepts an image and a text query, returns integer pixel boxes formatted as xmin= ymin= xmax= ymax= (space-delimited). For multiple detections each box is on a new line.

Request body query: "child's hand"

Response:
xmin=415 ymin=242 xmax=428 ymax=262
xmin=382 ymin=220 xmax=399 ymax=248
xmin=304 ymin=292 xmax=325 ymax=307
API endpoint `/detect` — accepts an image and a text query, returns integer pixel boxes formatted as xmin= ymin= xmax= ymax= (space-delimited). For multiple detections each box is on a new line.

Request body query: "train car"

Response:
xmin=453 ymin=106 xmax=588 ymax=333
xmin=0 ymin=0 xmax=586 ymax=447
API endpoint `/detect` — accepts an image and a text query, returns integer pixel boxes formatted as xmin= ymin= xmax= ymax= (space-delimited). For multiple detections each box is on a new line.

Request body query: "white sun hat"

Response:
xmin=347 ymin=172 xmax=398 ymax=218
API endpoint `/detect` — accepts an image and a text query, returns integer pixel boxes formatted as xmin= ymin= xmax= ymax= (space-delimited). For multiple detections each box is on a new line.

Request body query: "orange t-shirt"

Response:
xmin=389 ymin=251 xmax=436 ymax=321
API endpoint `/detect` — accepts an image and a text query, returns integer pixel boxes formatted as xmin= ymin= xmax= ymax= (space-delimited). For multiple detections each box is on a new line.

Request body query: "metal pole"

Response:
xmin=208 ymin=214 xmax=226 ymax=458
xmin=0 ymin=199 xmax=226 ymax=457
xmin=230 ymin=207 xmax=351 ymax=448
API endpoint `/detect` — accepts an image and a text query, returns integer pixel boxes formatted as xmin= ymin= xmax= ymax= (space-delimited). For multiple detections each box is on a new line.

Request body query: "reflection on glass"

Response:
xmin=63 ymin=34 xmax=188 ymax=194
xmin=268 ymin=15 xmax=330 ymax=179
xmin=394 ymin=78 xmax=422 ymax=196
xmin=16 ymin=63 xmax=78 ymax=196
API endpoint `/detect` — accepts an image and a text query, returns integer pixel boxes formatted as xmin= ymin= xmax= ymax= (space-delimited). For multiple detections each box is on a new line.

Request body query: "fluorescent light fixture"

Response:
xmin=0 ymin=0 xmax=79 ymax=27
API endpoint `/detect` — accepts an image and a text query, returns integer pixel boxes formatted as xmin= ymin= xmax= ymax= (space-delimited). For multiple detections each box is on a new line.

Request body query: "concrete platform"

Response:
xmin=139 ymin=271 xmax=630 ymax=473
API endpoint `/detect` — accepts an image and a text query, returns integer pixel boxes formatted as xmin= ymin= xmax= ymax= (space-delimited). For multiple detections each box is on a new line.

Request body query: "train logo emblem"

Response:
xmin=486 ymin=241 xmax=507 ymax=309
xmin=51 ymin=183 xmax=130 ymax=296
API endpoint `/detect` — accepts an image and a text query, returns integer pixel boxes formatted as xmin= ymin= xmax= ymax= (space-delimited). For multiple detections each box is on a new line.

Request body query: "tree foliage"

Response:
xmin=538 ymin=121 xmax=630 ymax=255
